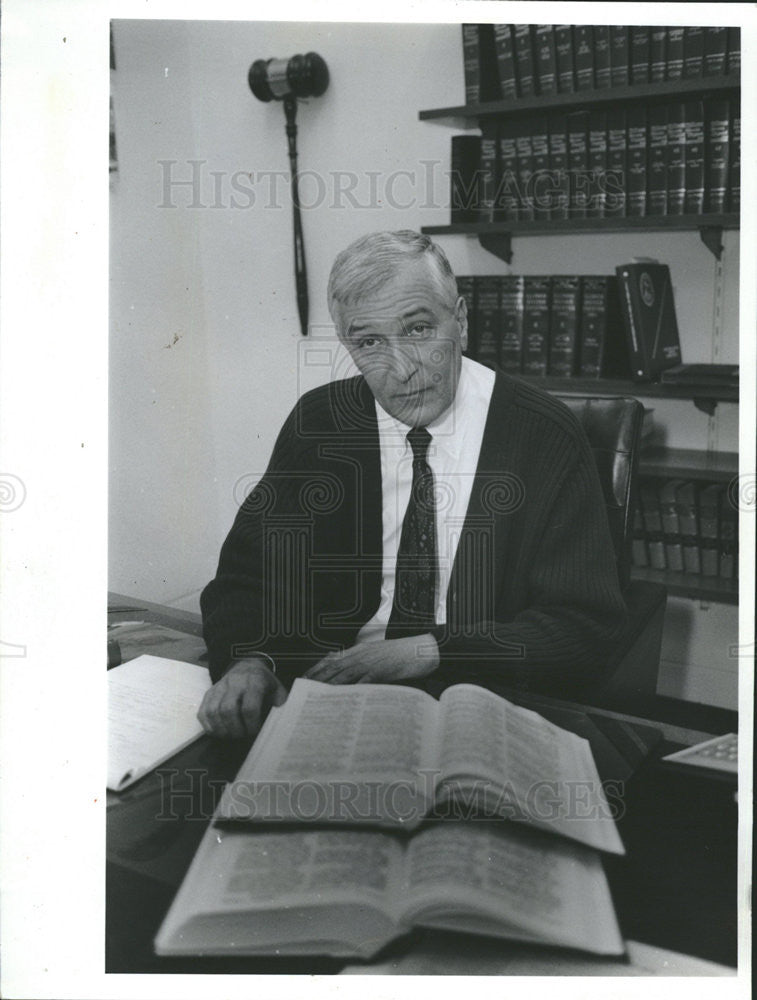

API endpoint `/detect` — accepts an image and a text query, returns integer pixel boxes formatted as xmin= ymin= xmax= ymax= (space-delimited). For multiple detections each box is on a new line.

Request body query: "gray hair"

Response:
xmin=327 ymin=230 xmax=458 ymax=325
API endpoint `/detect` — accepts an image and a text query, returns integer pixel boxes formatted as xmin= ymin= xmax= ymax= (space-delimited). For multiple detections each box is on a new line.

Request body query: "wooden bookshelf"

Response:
xmin=512 ymin=374 xmax=739 ymax=407
xmin=419 ymin=73 xmax=741 ymax=124
xmin=631 ymin=566 xmax=738 ymax=605
xmin=422 ymin=215 xmax=739 ymax=262
xmin=639 ymin=447 xmax=739 ymax=483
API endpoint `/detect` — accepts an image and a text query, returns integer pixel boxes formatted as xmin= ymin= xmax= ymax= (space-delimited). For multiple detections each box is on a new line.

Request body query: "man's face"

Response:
xmin=336 ymin=259 xmax=468 ymax=427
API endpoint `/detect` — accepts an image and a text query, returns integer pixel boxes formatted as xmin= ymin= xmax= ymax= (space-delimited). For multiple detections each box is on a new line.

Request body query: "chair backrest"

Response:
xmin=555 ymin=395 xmax=644 ymax=590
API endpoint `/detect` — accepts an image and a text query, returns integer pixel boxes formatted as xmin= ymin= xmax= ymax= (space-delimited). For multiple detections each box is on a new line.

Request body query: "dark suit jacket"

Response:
xmin=201 ymin=371 xmax=628 ymax=692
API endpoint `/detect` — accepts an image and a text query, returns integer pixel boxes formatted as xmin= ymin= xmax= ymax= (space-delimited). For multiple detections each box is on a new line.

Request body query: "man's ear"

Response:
xmin=455 ymin=295 xmax=468 ymax=352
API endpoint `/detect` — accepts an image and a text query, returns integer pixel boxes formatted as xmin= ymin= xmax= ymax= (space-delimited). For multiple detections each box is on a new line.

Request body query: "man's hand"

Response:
xmin=197 ymin=659 xmax=287 ymax=739
xmin=304 ymin=634 xmax=439 ymax=685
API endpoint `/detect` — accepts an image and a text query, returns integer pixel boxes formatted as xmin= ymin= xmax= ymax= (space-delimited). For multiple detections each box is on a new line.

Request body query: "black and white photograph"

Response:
xmin=0 ymin=2 xmax=754 ymax=997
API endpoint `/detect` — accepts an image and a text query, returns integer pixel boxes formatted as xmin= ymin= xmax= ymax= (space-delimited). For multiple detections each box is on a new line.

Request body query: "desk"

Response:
xmin=106 ymin=594 xmax=738 ymax=974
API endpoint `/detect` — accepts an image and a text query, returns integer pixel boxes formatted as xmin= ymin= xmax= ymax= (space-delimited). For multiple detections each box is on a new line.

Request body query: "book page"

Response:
xmin=436 ymin=684 xmax=624 ymax=854
xmin=107 ymin=654 xmax=211 ymax=791
xmin=401 ymin=822 xmax=623 ymax=956
xmin=155 ymin=825 xmax=402 ymax=956
xmin=218 ymin=678 xmax=439 ymax=826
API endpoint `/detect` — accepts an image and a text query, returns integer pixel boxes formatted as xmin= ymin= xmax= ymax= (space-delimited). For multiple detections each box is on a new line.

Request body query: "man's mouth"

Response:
xmin=395 ymin=386 xmax=432 ymax=400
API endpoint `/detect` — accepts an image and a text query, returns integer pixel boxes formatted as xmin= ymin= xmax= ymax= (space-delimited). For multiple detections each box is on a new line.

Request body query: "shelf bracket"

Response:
xmin=693 ymin=397 xmax=718 ymax=416
xmin=478 ymin=232 xmax=513 ymax=265
xmin=699 ymin=225 xmax=724 ymax=260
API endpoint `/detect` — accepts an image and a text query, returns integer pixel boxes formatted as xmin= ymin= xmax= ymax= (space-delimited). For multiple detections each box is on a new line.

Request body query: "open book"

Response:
xmin=155 ymin=820 xmax=624 ymax=959
xmin=217 ymin=678 xmax=624 ymax=854
xmin=107 ymin=654 xmax=211 ymax=791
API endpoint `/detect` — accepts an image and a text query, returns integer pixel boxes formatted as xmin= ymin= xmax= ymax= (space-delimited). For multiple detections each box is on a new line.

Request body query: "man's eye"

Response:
xmin=409 ymin=322 xmax=433 ymax=337
xmin=359 ymin=336 xmax=380 ymax=350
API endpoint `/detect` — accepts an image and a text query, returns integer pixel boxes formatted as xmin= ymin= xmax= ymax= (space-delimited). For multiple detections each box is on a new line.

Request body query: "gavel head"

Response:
xmin=248 ymin=53 xmax=329 ymax=102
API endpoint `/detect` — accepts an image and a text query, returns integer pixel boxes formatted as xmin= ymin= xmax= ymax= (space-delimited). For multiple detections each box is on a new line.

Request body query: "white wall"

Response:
xmin=109 ymin=19 xmax=739 ymax=707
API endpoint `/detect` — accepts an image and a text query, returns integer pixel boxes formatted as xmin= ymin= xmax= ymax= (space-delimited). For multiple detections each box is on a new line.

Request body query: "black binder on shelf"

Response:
xmin=616 ymin=260 xmax=681 ymax=381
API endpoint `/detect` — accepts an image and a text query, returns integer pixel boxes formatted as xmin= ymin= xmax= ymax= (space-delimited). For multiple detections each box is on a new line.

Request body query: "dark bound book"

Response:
xmin=478 ymin=23 xmax=503 ymax=102
xmin=640 ymin=479 xmax=664 ymax=534
xmin=610 ymin=26 xmax=630 ymax=87
xmin=627 ymin=106 xmax=648 ymax=217
xmin=630 ymin=26 xmax=651 ymax=84
xmin=554 ymin=24 xmax=575 ymax=92
xmin=594 ymin=26 xmax=611 ymax=88
xmin=705 ymin=100 xmax=730 ymax=213
xmin=726 ymin=27 xmax=740 ymax=74
xmin=456 ymin=276 xmax=477 ymax=358
xmin=683 ymin=26 xmax=705 ymax=78
xmin=684 ymin=101 xmax=705 ymax=215
xmin=718 ymin=487 xmax=737 ymax=580
xmin=659 ymin=479 xmax=685 ymax=572
xmin=703 ymin=27 xmax=728 ymax=76
xmin=578 ymin=276 xmax=628 ymax=377
xmin=631 ymin=508 xmax=649 ymax=568
xmin=666 ymin=102 xmax=686 ymax=215
xmin=588 ymin=111 xmax=608 ymax=218
xmin=640 ymin=480 xmax=666 ymax=569
xmin=531 ymin=117 xmax=551 ymax=221
xmin=616 ymin=261 xmax=682 ymax=381
xmin=548 ymin=275 xmax=581 ymax=376
xmin=523 ymin=276 xmax=552 ymax=375
xmin=496 ymin=120 xmax=520 ymax=221
xmin=450 ymin=135 xmax=482 ymax=223
xmin=513 ymin=24 xmax=538 ymax=96
xmin=573 ymin=25 xmax=595 ymax=91
xmin=666 ymin=26 xmax=684 ymax=81
xmin=729 ymin=99 xmax=740 ymax=213
xmin=650 ymin=26 xmax=667 ymax=82
xmin=461 ymin=24 xmax=481 ymax=104
xmin=698 ymin=483 xmax=721 ymax=577
xmin=535 ymin=25 xmax=558 ymax=95
xmin=474 ymin=276 xmax=501 ymax=369
xmin=548 ymin=113 xmax=569 ymax=220
xmin=676 ymin=482 xmax=701 ymax=575
xmin=499 ymin=275 xmax=525 ymax=373
xmin=605 ymin=108 xmax=627 ymax=218
xmin=647 ymin=105 xmax=669 ymax=216
xmin=515 ymin=122 xmax=535 ymax=221
xmin=479 ymin=122 xmax=499 ymax=223
xmin=493 ymin=24 xmax=518 ymax=100
xmin=567 ymin=110 xmax=590 ymax=219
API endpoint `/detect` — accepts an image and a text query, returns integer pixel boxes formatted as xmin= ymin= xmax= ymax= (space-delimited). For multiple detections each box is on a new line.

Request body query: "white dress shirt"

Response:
xmin=356 ymin=357 xmax=496 ymax=643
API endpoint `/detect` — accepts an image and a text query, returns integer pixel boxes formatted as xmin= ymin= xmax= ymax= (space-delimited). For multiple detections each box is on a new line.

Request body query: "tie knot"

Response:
xmin=407 ymin=426 xmax=432 ymax=462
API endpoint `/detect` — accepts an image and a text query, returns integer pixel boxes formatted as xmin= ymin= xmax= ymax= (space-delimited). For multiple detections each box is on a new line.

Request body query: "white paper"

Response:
xmin=107 ymin=654 xmax=211 ymax=791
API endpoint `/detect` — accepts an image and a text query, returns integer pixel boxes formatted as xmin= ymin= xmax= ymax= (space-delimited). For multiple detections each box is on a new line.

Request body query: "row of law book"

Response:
xmin=459 ymin=261 xmax=681 ymax=383
xmin=462 ymin=24 xmax=740 ymax=104
xmin=459 ymin=274 xmax=628 ymax=378
xmin=155 ymin=678 xmax=626 ymax=959
xmin=633 ymin=478 xmax=738 ymax=580
xmin=450 ymin=98 xmax=740 ymax=223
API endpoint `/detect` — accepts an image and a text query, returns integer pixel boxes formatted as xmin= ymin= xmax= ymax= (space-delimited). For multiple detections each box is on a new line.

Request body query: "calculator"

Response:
xmin=662 ymin=733 xmax=738 ymax=775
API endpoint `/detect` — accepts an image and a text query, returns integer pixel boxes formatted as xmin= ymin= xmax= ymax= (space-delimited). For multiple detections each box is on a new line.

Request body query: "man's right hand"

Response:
xmin=197 ymin=658 xmax=288 ymax=739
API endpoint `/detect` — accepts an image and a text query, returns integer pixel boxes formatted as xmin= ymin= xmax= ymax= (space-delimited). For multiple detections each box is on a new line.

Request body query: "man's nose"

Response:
xmin=386 ymin=339 xmax=422 ymax=382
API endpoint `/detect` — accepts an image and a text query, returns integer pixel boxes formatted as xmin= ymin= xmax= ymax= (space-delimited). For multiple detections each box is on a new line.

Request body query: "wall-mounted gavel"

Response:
xmin=249 ymin=54 xmax=330 ymax=337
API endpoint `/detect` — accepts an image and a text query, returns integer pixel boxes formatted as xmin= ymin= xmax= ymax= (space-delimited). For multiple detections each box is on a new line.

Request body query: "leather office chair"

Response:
xmin=555 ymin=395 xmax=667 ymax=711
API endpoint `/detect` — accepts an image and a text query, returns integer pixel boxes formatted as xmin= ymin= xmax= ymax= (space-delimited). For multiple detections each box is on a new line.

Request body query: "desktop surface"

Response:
xmin=105 ymin=595 xmax=739 ymax=974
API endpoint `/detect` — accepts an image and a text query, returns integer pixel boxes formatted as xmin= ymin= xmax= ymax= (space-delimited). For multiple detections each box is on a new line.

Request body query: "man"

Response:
xmin=198 ymin=231 xmax=627 ymax=738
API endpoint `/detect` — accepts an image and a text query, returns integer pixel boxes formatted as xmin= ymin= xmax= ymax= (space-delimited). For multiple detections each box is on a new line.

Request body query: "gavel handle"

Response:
xmin=284 ymin=96 xmax=308 ymax=336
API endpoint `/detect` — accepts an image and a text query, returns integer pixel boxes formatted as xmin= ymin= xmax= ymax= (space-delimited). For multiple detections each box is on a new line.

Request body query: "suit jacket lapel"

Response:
xmin=446 ymin=372 xmax=515 ymax=630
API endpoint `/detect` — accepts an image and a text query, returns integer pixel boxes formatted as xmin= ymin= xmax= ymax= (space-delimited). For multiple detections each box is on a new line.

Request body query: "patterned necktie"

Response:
xmin=386 ymin=427 xmax=437 ymax=639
